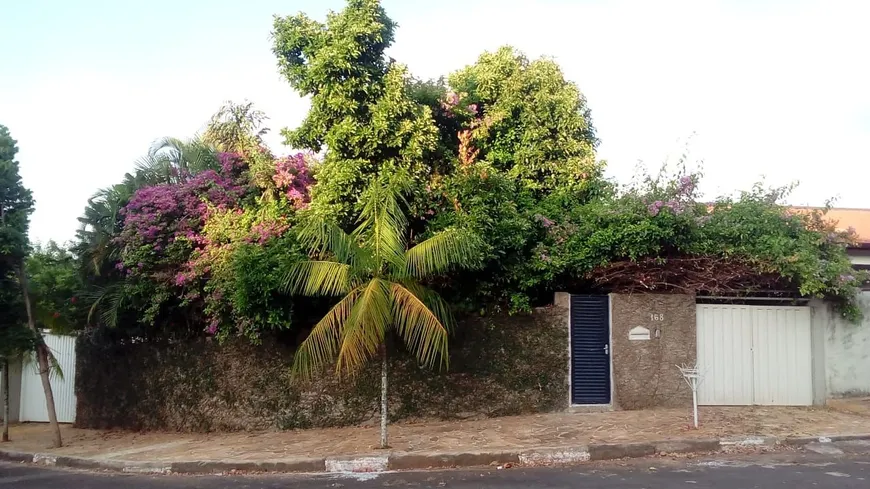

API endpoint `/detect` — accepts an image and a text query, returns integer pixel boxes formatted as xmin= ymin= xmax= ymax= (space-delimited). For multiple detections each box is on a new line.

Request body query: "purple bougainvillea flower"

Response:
xmin=534 ymin=214 xmax=554 ymax=228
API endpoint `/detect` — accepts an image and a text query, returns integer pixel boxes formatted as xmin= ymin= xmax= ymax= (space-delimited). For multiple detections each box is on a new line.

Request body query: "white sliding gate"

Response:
xmin=696 ymin=304 xmax=813 ymax=406
xmin=19 ymin=334 xmax=77 ymax=423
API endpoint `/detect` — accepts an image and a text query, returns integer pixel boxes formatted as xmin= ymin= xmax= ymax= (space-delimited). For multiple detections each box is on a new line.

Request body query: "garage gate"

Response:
xmin=696 ymin=304 xmax=813 ymax=406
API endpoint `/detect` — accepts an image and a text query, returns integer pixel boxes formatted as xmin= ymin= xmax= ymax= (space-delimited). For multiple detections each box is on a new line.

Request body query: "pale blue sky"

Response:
xmin=2 ymin=0 xmax=868 ymax=244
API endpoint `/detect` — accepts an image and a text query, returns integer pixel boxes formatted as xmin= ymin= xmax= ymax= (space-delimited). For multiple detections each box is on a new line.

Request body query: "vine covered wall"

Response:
xmin=75 ymin=306 xmax=568 ymax=432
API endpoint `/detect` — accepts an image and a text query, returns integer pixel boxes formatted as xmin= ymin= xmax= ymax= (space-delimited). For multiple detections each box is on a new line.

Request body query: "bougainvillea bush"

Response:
xmin=108 ymin=149 xmax=315 ymax=339
xmin=508 ymin=171 xmax=866 ymax=320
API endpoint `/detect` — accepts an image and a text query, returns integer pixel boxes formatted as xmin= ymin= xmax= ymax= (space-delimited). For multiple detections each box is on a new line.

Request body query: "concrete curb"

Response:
xmin=3 ymin=433 xmax=870 ymax=475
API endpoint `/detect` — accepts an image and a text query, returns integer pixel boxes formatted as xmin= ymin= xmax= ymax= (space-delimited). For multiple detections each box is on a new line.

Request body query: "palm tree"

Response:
xmin=203 ymin=100 xmax=269 ymax=155
xmin=133 ymin=137 xmax=220 ymax=185
xmin=283 ymin=177 xmax=481 ymax=448
xmin=75 ymin=185 xmax=128 ymax=276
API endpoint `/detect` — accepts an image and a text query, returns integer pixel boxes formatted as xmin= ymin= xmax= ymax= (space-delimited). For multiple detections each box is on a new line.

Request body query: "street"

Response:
xmin=2 ymin=449 xmax=869 ymax=488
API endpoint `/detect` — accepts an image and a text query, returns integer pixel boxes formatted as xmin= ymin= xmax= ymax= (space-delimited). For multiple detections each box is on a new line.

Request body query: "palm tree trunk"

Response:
xmin=16 ymin=265 xmax=62 ymax=448
xmin=379 ymin=343 xmax=389 ymax=449
xmin=2 ymin=358 xmax=9 ymax=442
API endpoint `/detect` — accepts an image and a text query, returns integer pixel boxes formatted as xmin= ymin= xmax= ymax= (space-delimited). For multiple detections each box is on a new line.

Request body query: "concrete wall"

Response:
xmin=609 ymin=293 xmax=696 ymax=409
xmin=0 ymin=358 xmax=22 ymax=423
xmin=814 ymin=292 xmax=870 ymax=397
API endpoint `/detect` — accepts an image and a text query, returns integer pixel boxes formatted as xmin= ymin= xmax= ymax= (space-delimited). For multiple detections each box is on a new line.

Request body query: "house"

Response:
xmin=818 ymin=207 xmax=870 ymax=277
xmin=562 ymin=208 xmax=870 ymax=410
xmin=789 ymin=206 xmax=870 ymax=277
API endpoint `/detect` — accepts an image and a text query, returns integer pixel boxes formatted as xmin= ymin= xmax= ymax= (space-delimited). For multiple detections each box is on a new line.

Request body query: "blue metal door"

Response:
xmin=570 ymin=295 xmax=611 ymax=405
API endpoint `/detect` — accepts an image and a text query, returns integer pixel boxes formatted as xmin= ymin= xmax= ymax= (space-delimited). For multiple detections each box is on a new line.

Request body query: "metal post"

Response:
xmin=677 ymin=364 xmax=704 ymax=429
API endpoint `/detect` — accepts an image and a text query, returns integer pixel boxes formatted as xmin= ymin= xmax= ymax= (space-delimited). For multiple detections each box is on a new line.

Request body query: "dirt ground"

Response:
xmin=828 ymin=397 xmax=870 ymax=417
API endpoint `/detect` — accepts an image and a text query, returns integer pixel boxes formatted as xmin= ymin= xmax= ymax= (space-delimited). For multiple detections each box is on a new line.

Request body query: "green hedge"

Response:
xmin=75 ymin=306 xmax=568 ymax=432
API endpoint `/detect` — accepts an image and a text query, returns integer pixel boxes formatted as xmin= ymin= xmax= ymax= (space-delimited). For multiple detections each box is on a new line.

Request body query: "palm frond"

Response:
xmin=404 ymin=227 xmax=483 ymax=279
xmin=281 ymin=260 xmax=353 ymax=296
xmin=337 ymin=278 xmax=391 ymax=376
xmin=390 ymin=282 xmax=450 ymax=370
xmin=43 ymin=343 xmax=64 ymax=382
xmin=292 ymin=289 xmax=360 ymax=380
xmin=83 ymin=284 xmax=125 ymax=328
xmin=355 ymin=180 xmax=408 ymax=270
xmin=396 ymin=280 xmax=454 ymax=331
xmin=134 ymin=137 xmax=220 ymax=185
xmin=297 ymin=218 xmax=363 ymax=266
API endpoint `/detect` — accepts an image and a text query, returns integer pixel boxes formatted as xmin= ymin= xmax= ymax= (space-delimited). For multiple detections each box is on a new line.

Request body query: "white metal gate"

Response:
xmin=19 ymin=334 xmax=77 ymax=423
xmin=696 ymin=304 xmax=813 ymax=406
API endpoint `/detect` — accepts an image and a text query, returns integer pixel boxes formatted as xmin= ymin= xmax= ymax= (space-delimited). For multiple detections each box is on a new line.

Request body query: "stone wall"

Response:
xmin=75 ymin=306 xmax=569 ymax=432
xmin=610 ymin=293 xmax=696 ymax=409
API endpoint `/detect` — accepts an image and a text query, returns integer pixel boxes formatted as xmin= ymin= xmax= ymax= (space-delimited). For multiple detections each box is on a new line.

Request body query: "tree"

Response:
xmin=0 ymin=324 xmax=37 ymax=441
xmin=75 ymin=185 xmax=129 ymax=276
xmin=447 ymin=46 xmax=600 ymax=195
xmin=0 ymin=270 xmax=36 ymax=442
xmin=0 ymin=124 xmax=62 ymax=447
xmin=26 ymin=242 xmax=84 ymax=333
xmin=132 ymin=137 xmax=221 ymax=186
xmin=283 ymin=177 xmax=481 ymax=448
xmin=203 ymin=100 xmax=269 ymax=155
xmin=272 ymin=0 xmax=439 ymax=223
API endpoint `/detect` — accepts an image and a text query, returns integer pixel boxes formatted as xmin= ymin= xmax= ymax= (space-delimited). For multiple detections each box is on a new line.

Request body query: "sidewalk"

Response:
xmin=2 ymin=405 xmax=869 ymax=473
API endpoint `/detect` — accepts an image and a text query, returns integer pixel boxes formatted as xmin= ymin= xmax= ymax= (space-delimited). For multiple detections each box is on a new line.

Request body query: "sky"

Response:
xmin=1 ymin=0 xmax=868 ymax=245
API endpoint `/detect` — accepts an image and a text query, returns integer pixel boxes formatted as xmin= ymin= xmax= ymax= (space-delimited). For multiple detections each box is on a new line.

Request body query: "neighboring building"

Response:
xmin=793 ymin=206 xmax=870 ymax=275
xmin=824 ymin=207 xmax=870 ymax=278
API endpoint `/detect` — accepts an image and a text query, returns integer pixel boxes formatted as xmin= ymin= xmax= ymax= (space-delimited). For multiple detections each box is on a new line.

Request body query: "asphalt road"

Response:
xmin=2 ymin=450 xmax=869 ymax=488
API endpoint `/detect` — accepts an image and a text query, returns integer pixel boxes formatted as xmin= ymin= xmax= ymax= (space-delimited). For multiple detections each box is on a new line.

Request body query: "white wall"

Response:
xmin=19 ymin=334 xmax=77 ymax=423
xmin=0 ymin=359 xmax=22 ymax=423
xmin=816 ymin=292 xmax=870 ymax=397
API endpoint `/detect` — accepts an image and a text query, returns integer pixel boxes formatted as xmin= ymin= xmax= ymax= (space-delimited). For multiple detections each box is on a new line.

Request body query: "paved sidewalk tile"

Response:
xmin=2 ymin=406 xmax=867 ymax=463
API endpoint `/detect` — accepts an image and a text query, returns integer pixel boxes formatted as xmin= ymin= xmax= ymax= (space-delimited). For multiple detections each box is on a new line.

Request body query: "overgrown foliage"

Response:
xmin=59 ymin=0 xmax=862 ymax=359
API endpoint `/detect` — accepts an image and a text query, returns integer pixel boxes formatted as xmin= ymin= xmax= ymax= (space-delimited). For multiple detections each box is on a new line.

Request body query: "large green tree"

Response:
xmin=27 ymin=242 xmax=84 ymax=333
xmin=272 ymin=0 xmax=439 ymax=224
xmin=448 ymin=46 xmax=601 ymax=195
xmin=283 ymin=176 xmax=480 ymax=448
xmin=0 ymin=125 xmax=62 ymax=447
